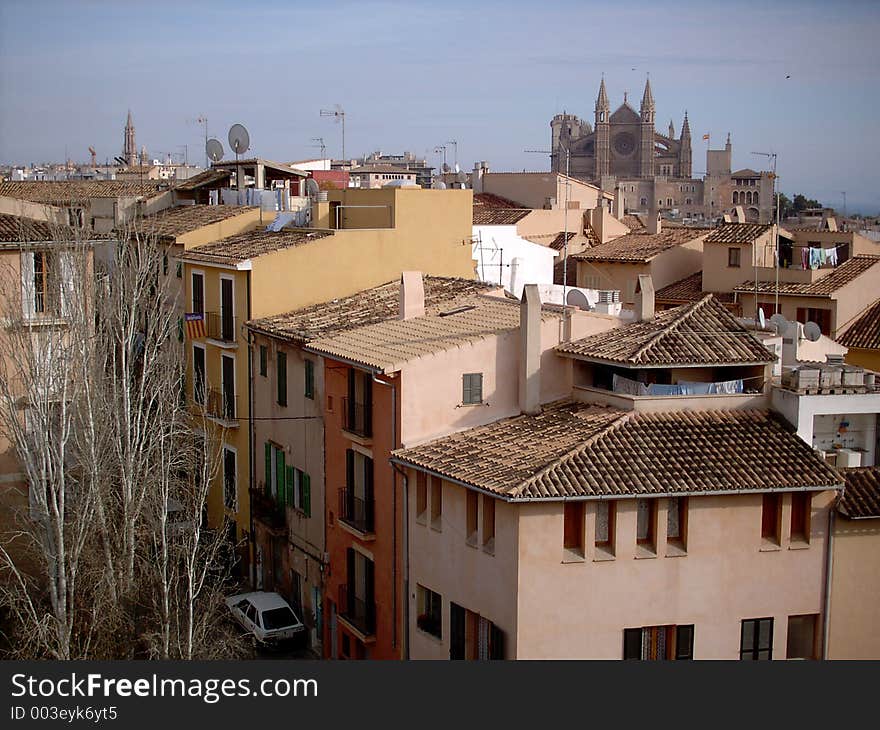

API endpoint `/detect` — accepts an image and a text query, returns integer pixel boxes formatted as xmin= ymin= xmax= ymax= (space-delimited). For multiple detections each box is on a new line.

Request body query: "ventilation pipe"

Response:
xmin=519 ymin=284 xmax=542 ymax=415
xmin=399 ymin=271 xmax=424 ymax=320
xmin=635 ymin=274 xmax=655 ymax=322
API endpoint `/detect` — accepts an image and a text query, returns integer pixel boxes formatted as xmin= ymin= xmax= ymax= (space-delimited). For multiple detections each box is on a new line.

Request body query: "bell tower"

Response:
xmin=594 ymin=78 xmax=610 ymax=181
xmin=639 ymin=79 xmax=655 ymax=178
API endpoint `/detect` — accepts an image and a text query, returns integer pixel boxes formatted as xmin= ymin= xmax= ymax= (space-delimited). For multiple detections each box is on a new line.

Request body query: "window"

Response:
xmin=192 ymin=345 xmax=206 ymax=405
xmin=430 ymin=476 xmax=442 ymax=529
xmin=417 ymin=585 xmax=442 ymax=639
xmin=343 ymin=449 xmax=373 ymax=532
xmin=223 ymin=447 xmax=237 ymax=510
xmin=636 ymin=498 xmax=656 ymax=552
xmin=345 ymin=369 xmax=372 ymax=437
xmin=259 ymin=345 xmax=267 ymax=377
xmin=790 ymin=492 xmax=811 ymax=543
xmin=595 ymin=501 xmax=616 ymax=556
xmin=264 ymin=442 xmax=284 ymax=502
xmin=277 ymin=351 xmax=287 ymax=406
xmin=482 ymin=496 xmax=495 ymax=553
xmin=563 ymin=502 xmax=585 ymax=559
xmin=728 ymin=247 xmax=741 ymax=268
xmin=666 ymin=497 xmax=687 ymax=552
xmin=761 ymin=493 xmax=782 ymax=544
xmin=343 ymin=548 xmax=376 ymax=636
xmin=33 ymin=251 xmax=55 ymax=314
xmin=466 ymin=490 xmax=478 ymax=545
xmin=450 ymin=604 xmax=504 ymax=660
xmin=304 ymin=359 xmax=315 ymax=399
xmin=740 ymin=617 xmax=773 ymax=660
xmin=416 ymin=471 xmax=427 ymax=524
xmin=462 ymin=373 xmax=483 ymax=405
xmin=624 ymin=625 xmax=693 ymax=660
xmin=191 ymin=272 xmax=204 ymax=315
xmin=796 ymin=307 xmax=832 ymax=335
xmin=786 ymin=614 xmax=818 ymax=659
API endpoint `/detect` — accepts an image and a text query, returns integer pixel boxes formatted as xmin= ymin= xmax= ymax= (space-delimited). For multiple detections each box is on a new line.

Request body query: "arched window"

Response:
xmin=640 ymin=197 xmax=647 ymax=206
xmin=667 ymin=198 xmax=673 ymax=207
xmin=733 ymin=191 xmax=738 ymax=204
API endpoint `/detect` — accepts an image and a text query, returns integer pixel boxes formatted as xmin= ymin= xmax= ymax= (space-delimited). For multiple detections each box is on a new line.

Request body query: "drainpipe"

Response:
xmin=372 ymin=375 xmax=399 ymax=654
xmin=247 ymin=270 xmax=256 ymax=588
xmin=392 ymin=461 xmax=410 ymax=660
xmin=821 ymin=505 xmax=835 ymax=659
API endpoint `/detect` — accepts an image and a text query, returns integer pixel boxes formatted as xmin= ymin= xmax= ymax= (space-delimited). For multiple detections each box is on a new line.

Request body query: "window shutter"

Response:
xmin=302 ymin=473 xmax=311 ymax=517
xmin=275 ymin=449 xmax=285 ymax=501
xmin=285 ymin=465 xmax=295 ymax=508
xmin=59 ymin=251 xmax=73 ymax=317
xmin=264 ymin=443 xmax=271 ymax=496
xmin=20 ymin=251 xmax=35 ymax=319
xmin=474 ymin=374 xmax=482 ymax=403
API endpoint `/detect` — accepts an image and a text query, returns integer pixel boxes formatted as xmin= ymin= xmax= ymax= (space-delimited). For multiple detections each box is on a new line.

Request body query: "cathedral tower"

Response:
xmin=639 ymin=79 xmax=655 ymax=178
xmin=679 ymin=111 xmax=692 ymax=178
xmin=594 ymin=78 xmax=610 ymax=180
xmin=123 ymin=110 xmax=136 ymax=167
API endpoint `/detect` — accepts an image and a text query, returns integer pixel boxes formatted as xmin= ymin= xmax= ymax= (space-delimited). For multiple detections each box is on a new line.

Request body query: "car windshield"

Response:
xmin=261 ymin=607 xmax=298 ymax=631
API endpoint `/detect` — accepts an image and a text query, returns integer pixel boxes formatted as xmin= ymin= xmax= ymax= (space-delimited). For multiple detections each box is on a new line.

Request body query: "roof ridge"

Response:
xmin=630 ymin=294 xmax=714 ymax=361
xmin=512 ymin=409 xmax=631 ymax=496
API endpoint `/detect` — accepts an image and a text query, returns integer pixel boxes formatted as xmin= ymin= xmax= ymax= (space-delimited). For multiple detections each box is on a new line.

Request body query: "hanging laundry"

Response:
xmin=809 ymin=247 xmax=821 ymax=269
xmin=801 ymin=248 xmax=809 ymax=270
xmin=827 ymin=247 xmax=838 ymax=266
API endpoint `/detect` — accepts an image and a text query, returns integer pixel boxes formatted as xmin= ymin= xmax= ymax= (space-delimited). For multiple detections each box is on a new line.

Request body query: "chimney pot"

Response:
xmin=399 ymin=271 xmax=425 ymax=320
xmin=519 ymin=284 xmax=542 ymax=415
xmin=635 ymin=274 xmax=655 ymax=322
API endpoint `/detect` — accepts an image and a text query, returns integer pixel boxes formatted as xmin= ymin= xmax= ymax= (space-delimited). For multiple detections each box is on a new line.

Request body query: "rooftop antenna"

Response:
xmin=434 ymin=145 xmax=448 ymax=173
xmin=195 ymin=115 xmax=209 ymax=167
xmin=446 ymin=140 xmax=458 ymax=169
xmin=320 ymin=105 xmax=346 ymax=160
xmin=228 ymin=124 xmax=250 ymax=193
xmin=311 ymin=137 xmax=326 ymax=159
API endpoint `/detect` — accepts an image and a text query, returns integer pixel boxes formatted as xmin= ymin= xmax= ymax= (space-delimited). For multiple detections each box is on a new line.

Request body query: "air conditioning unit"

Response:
xmin=836 ymin=449 xmax=862 ymax=468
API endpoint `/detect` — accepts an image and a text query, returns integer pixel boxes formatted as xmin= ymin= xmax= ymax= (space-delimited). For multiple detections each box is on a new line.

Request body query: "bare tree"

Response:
xmin=0 ymin=215 xmax=246 ymax=659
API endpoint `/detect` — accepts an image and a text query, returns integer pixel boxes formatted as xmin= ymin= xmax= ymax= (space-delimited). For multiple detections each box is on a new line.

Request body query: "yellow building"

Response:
xmin=838 ymin=300 xmax=880 ymax=372
xmin=178 ymin=187 xmax=476 ymax=569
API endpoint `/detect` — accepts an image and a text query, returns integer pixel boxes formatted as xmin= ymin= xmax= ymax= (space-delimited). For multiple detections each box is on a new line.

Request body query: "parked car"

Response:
xmin=225 ymin=591 xmax=306 ymax=645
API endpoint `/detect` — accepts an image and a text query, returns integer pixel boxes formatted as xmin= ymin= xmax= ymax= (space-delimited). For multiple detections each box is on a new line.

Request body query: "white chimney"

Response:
xmin=733 ymin=205 xmax=746 ymax=224
xmin=635 ymin=274 xmax=655 ymax=322
xmin=613 ymin=184 xmax=625 ymax=219
xmin=509 ymin=257 xmax=523 ymax=299
xmin=519 ymin=284 xmax=542 ymax=416
xmin=399 ymin=271 xmax=425 ymax=320
xmin=646 ymin=210 xmax=662 ymax=235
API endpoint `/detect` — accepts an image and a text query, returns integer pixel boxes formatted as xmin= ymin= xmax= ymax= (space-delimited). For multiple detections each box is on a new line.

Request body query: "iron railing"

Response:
xmin=338 ymin=584 xmax=375 ymax=636
xmin=207 ymin=387 xmax=237 ymax=422
xmin=206 ymin=311 xmax=236 ymax=343
xmin=342 ymin=396 xmax=372 ymax=438
xmin=338 ymin=488 xmax=375 ymax=534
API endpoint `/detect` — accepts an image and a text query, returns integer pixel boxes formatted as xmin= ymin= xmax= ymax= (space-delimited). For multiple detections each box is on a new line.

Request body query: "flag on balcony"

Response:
xmin=185 ymin=312 xmax=206 ymax=339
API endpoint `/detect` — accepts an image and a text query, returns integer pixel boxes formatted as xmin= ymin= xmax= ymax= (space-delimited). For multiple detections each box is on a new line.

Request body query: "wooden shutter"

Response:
xmin=302 ymin=473 xmax=311 ymax=517
xmin=285 ymin=465 xmax=295 ymax=508
xmin=264 ymin=443 xmax=271 ymax=496
xmin=675 ymin=625 xmax=694 ymax=660
xmin=275 ymin=448 xmax=285 ymax=501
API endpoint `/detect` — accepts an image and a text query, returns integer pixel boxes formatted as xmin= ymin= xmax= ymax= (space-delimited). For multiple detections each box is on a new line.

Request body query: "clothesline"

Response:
xmin=798 ymin=245 xmax=838 ymax=270
xmin=612 ymin=373 xmax=746 ymax=396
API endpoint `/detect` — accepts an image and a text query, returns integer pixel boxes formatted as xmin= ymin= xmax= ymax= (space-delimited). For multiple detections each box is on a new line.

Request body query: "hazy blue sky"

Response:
xmin=1 ymin=0 xmax=878 ymax=211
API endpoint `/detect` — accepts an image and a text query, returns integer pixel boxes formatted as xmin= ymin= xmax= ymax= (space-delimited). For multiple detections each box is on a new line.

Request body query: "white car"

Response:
xmin=225 ymin=591 xmax=306 ymax=645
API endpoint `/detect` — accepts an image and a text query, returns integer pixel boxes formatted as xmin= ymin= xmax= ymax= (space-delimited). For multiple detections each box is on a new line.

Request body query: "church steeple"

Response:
xmin=123 ymin=109 xmax=137 ymax=167
xmin=679 ymin=111 xmax=692 ymax=178
xmin=595 ymin=78 xmax=610 ymax=119
xmin=639 ymin=78 xmax=655 ymax=178
xmin=640 ymin=78 xmax=655 ymax=119
xmin=594 ymin=77 xmax=610 ymax=181
xmin=668 ymin=119 xmax=675 ymax=138
xmin=681 ymin=111 xmax=691 ymax=139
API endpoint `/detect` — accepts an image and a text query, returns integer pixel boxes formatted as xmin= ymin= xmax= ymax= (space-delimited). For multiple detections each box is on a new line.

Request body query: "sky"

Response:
xmin=1 ymin=0 xmax=878 ymax=212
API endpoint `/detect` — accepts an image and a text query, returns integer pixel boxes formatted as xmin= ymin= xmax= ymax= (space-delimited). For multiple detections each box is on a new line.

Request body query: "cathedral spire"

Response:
xmin=596 ymin=77 xmax=609 ymax=111
xmin=681 ymin=111 xmax=691 ymax=139
xmin=668 ymin=119 xmax=675 ymax=138
xmin=640 ymin=77 xmax=655 ymax=112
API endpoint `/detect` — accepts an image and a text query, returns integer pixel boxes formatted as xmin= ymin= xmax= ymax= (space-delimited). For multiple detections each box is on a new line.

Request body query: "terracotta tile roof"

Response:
xmin=173 ymin=168 xmax=232 ymax=191
xmin=557 ymin=294 xmax=775 ymax=366
xmin=182 ymin=228 xmax=333 ymax=265
xmin=548 ymin=231 xmax=576 ymax=250
xmin=305 ymin=294 xmax=555 ymax=372
xmin=704 ymin=223 xmax=771 ymax=244
xmin=0 ymin=213 xmax=109 ymax=246
xmin=0 ymin=180 xmax=170 ymax=204
xmin=621 ymin=214 xmax=645 ymax=231
xmin=655 ymin=272 xmax=736 ymax=304
xmin=837 ymin=467 xmax=880 ymax=519
xmin=133 ymin=205 xmax=257 ymax=239
xmin=734 ymin=255 xmax=880 ymax=297
xmin=392 ymin=402 xmax=842 ymax=500
xmin=571 ymin=227 xmax=703 ymax=263
xmin=246 ymin=276 xmax=495 ymax=344
xmin=838 ymin=299 xmax=880 ymax=350
xmin=473 ymin=208 xmax=531 ymax=225
xmin=473 ymin=192 xmax=523 ymax=209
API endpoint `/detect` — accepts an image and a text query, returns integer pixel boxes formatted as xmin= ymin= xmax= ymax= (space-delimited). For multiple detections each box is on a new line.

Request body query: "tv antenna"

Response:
xmin=311 ymin=137 xmax=326 ymax=159
xmin=446 ymin=140 xmax=458 ymax=168
xmin=434 ymin=145 xmax=448 ymax=172
xmin=320 ymin=105 xmax=346 ymax=161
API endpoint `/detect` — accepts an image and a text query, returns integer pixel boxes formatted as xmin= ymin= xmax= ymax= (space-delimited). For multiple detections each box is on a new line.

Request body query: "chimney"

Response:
xmin=733 ymin=205 xmax=746 ymax=224
xmin=613 ymin=183 xmax=625 ymax=219
xmin=646 ymin=209 xmax=662 ymax=235
xmin=399 ymin=271 xmax=425 ymax=320
xmin=635 ymin=274 xmax=655 ymax=322
xmin=592 ymin=201 xmax=605 ymax=243
xmin=519 ymin=284 xmax=542 ymax=416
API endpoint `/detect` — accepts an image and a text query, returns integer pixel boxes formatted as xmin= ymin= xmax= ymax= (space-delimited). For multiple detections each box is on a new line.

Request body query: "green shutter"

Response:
xmin=275 ymin=448 xmax=285 ymax=502
xmin=264 ymin=443 xmax=271 ymax=495
xmin=302 ymin=473 xmax=311 ymax=517
xmin=286 ymin=465 xmax=295 ymax=508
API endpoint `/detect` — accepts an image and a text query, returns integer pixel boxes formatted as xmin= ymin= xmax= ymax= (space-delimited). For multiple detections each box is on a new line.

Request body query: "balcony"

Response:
xmin=249 ymin=487 xmax=288 ymax=535
xmin=338 ymin=583 xmax=375 ymax=638
xmin=206 ymin=388 xmax=238 ymax=426
xmin=342 ymin=396 xmax=372 ymax=438
xmin=338 ymin=488 xmax=375 ymax=536
xmin=206 ymin=311 xmax=237 ymax=346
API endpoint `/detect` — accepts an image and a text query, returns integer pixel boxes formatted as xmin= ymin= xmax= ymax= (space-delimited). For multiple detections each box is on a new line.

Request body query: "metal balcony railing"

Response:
xmin=338 ymin=488 xmax=375 ymax=534
xmin=342 ymin=396 xmax=372 ymax=438
xmin=338 ymin=584 xmax=375 ymax=636
xmin=249 ymin=487 xmax=287 ymax=532
xmin=206 ymin=387 xmax=237 ymax=422
xmin=206 ymin=311 xmax=236 ymax=343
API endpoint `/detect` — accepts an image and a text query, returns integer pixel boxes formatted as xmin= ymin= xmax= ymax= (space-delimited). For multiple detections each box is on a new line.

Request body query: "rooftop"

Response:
xmin=305 ymin=293 xmax=553 ymax=373
xmin=182 ymin=228 xmax=333 ymax=265
xmin=473 ymin=207 xmax=531 ymax=226
xmin=132 ymin=205 xmax=258 ymax=239
xmin=246 ymin=276 xmax=495 ymax=344
xmin=734 ymin=255 xmax=880 ymax=297
xmin=837 ymin=467 xmax=880 ymax=519
xmin=473 ymin=192 xmax=524 ymax=209
xmin=392 ymin=402 xmax=842 ymax=500
xmin=837 ymin=299 xmax=880 ymax=351
xmin=172 ymin=168 xmax=232 ymax=191
xmin=350 ymin=165 xmax=419 ymax=175
xmin=704 ymin=223 xmax=772 ymax=244
xmin=655 ymin=272 xmax=736 ymax=304
xmin=571 ymin=227 xmax=703 ymax=263
xmin=0 ymin=180 xmax=170 ymax=204
xmin=556 ymin=294 xmax=775 ymax=367
xmin=211 ymin=159 xmax=307 ymax=177
xmin=0 ymin=213 xmax=108 ymax=246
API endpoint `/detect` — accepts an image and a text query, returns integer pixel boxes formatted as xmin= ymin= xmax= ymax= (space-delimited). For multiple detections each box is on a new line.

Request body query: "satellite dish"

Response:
xmin=305 ymin=178 xmax=320 ymax=197
xmin=769 ymin=313 xmax=788 ymax=334
xmin=228 ymin=124 xmax=250 ymax=155
xmin=757 ymin=307 xmax=766 ymax=329
xmin=206 ymin=138 xmax=224 ymax=163
xmin=566 ymin=289 xmax=590 ymax=310
xmin=433 ymin=180 xmax=447 ymax=190
xmin=803 ymin=321 xmax=822 ymax=342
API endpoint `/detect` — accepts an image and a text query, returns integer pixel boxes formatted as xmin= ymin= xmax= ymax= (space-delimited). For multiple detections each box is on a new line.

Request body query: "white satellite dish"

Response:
xmin=228 ymin=123 xmax=250 ymax=156
xmin=803 ymin=321 xmax=822 ymax=342
xmin=206 ymin=138 xmax=224 ymax=163
xmin=757 ymin=307 xmax=766 ymax=329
